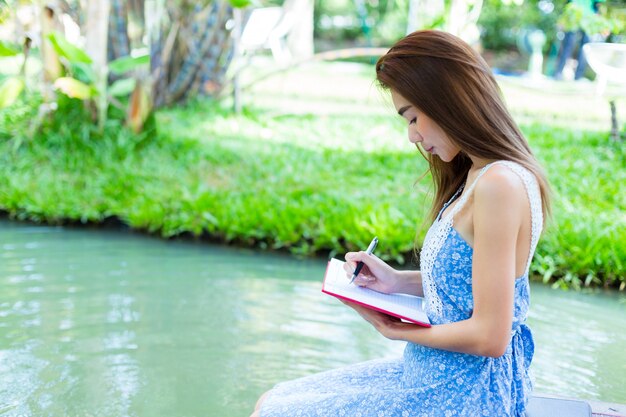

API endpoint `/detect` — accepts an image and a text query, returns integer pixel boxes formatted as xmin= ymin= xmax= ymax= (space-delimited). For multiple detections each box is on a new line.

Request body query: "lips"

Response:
xmin=425 ymin=146 xmax=434 ymax=153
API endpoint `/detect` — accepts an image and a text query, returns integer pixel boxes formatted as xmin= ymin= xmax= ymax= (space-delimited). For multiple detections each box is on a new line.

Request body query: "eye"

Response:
xmin=409 ymin=117 xmax=417 ymax=125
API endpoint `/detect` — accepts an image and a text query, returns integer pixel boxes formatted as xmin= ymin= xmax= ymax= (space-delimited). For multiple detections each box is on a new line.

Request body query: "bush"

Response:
xmin=479 ymin=0 xmax=566 ymax=52
xmin=1 ymin=94 xmax=624 ymax=290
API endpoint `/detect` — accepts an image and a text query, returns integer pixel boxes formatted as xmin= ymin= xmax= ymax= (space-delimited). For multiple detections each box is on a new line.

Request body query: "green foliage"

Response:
xmin=108 ymin=78 xmax=137 ymax=97
xmin=0 ymin=93 xmax=38 ymax=144
xmin=108 ymin=54 xmax=150 ymax=75
xmin=30 ymin=32 xmax=151 ymax=133
xmin=54 ymin=77 xmax=94 ymax=99
xmin=0 ymin=95 xmax=624 ymax=289
xmin=0 ymin=40 xmax=26 ymax=108
xmin=558 ymin=2 xmax=619 ymax=35
xmin=314 ymin=0 xmax=409 ymax=47
xmin=479 ymin=0 xmax=566 ymax=52
xmin=0 ymin=0 xmax=14 ymax=24
xmin=47 ymin=32 xmax=93 ymax=64
xmin=0 ymin=76 xmax=24 ymax=108
xmin=0 ymin=40 xmax=20 ymax=57
xmin=523 ymin=123 xmax=626 ymax=290
xmin=480 ymin=1 xmax=626 ymax=53
xmin=607 ymin=3 xmax=626 ymax=35
xmin=558 ymin=2 xmax=585 ymax=31
xmin=228 ymin=0 xmax=252 ymax=7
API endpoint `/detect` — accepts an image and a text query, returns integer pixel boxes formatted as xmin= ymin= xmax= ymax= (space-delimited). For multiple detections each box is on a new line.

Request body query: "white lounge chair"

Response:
xmin=240 ymin=7 xmax=294 ymax=65
xmin=583 ymin=42 xmax=626 ymax=141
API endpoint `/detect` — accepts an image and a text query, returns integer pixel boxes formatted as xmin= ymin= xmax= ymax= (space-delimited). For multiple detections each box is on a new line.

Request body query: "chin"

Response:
xmin=438 ymin=150 xmax=461 ymax=163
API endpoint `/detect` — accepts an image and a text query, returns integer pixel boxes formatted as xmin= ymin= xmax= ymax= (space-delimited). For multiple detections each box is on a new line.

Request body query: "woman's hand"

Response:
xmin=343 ymin=251 xmax=402 ymax=294
xmin=341 ymin=300 xmax=405 ymax=339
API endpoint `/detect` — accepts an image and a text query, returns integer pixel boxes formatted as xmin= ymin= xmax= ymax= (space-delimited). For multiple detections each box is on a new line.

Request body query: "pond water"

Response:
xmin=0 ymin=220 xmax=625 ymax=417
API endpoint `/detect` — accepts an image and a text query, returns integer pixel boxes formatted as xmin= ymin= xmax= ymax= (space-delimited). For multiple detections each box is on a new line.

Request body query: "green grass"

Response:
xmin=521 ymin=123 xmax=626 ymax=288
xmin=0 ymin=61 xmax=625 ymax=289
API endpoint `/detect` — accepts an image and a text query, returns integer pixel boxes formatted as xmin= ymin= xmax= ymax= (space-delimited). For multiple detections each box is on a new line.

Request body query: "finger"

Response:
xmin=343 ymin=257 xmax=369 ymax=276
xmin=352 ymin=271 xmax=375 ymax=285
xmin=346 ymin=251 xmax=380 ymax=267
xmin=355 ymin=273 xmax=375 ymax=282
xmin=350 ymin=252 xmax=378 ymax=275
xmin=346 ymin=251 xmax=371 ymax=263
xmin=343 ymin=253 xmax=360 ymax=272
xmin=343 ymin=262 xmax=357 ymax=276
xmin=344 ymin=252 xmax=358 ymax=261
xmin=344 ymin=265 xmax=374 ymax=283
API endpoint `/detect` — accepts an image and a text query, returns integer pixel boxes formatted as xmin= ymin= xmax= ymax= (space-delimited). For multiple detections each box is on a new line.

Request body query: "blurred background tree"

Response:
xmin=479 ymin=0 xmax=565 ymax=52
xmin=0 ymin=0 xmax=242 ymax=135
xmin=310 ymin=0 xmax=625 ymax=54
xmin=1 ymin=0 xmax=625 ymax=286
xmin=2 ymin=0 xmax=626 ymax=127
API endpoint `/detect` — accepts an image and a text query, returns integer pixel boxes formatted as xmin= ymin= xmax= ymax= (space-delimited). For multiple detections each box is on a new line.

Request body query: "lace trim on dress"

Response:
xmin=494 ymin=161 xmax=544 ymax=274
xmin=420 ymin=218 xmax=448 ymax=317
xmin=420 ymin=163 xmax=495 ymax=317
xmin=419 ymin=161 xmax=543 ymax=319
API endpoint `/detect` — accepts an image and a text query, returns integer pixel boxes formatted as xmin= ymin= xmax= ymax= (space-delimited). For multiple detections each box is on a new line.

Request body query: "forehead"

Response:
xmin=390 ymin=90 xmax=412 ymax=112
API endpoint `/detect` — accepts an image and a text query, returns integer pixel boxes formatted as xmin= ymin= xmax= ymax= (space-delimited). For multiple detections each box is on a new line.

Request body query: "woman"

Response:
xmin=252 ymin=30 xmax=551 ymax=417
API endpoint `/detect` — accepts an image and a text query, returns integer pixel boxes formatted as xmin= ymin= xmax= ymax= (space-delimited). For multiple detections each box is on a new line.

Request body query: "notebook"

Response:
xmin=322 ymin=258 xmax=431 ymax=327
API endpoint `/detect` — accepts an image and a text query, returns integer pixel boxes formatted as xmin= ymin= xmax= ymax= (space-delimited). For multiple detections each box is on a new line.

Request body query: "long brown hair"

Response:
xmin=376 ymin=30 xmax=551 ymax=222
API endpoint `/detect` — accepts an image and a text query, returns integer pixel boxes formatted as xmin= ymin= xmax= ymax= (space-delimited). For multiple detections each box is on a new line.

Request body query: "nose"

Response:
xmin=408 ymin=126 xmax=421 ymax=144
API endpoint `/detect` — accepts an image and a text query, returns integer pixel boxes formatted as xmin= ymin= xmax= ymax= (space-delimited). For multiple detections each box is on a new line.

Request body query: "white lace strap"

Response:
xmin=448 ymin=160 xmax=543 ymax=275
xmin=492 ymin=161 xmax=544 ymax=274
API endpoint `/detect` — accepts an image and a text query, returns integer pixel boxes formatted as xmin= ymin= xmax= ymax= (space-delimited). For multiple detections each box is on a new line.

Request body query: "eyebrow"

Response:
xmin=397 ymin=105 xmax=411 ymax=116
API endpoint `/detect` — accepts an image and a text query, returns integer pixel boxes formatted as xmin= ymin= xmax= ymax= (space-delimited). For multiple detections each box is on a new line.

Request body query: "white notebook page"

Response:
xmin=322 ymin=258 xmax=430 ymax=326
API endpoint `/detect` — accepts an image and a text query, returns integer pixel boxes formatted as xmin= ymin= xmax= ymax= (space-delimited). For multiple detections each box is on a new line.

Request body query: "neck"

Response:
xmin=468 ymin=156 xmax=496 ymax=172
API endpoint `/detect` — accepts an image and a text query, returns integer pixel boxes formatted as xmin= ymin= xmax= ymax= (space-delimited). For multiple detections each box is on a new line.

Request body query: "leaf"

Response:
xmin=126 ymin=80 xmax=152 ymax=133
xmin=0 ymin=76 xmax=24 ymax=108
xmin=108 ymin=54 xmax=150 ymax=75
xmin=47 ymin=32 xmax=92 ymax=64
xmin=71 ymin=62 xmax=96 ymax=84
xmin=0 ymin=40 xmax=20 ymax=57
xmin=108 ymin=78 xmax=136 ymax=97
xmin=203 ymin=211 xmax=219 ymax=226
xmin=54 ymin=77 xmax=93 ymax=99
xmin=228 ymin=0 xmax=251 ymax=7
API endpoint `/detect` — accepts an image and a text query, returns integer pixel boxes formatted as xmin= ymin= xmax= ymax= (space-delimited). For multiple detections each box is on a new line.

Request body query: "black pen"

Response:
xmin=350 ymin=237 xmax=378 ymax=284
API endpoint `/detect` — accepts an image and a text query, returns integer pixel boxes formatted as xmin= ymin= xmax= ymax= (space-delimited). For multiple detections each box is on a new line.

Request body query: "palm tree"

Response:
xmin=108 ymin=0 xmax=130 ymax=63
xmin=103 ymin=0 xmax=238 ymax=129
xmin=146 ymin=0 xmax=235 ymax=107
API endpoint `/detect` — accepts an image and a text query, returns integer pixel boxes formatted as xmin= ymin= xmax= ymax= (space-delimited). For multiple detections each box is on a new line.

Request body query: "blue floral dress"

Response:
xmin=260 ymin=161 xmax=543 ymax=417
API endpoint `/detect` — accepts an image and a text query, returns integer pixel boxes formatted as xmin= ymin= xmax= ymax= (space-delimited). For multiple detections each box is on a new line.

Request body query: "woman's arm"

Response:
xmin=348 ymin=167 xmax=527 ymax=358
xmin=395 ymin=270 xmax=423 ymax=296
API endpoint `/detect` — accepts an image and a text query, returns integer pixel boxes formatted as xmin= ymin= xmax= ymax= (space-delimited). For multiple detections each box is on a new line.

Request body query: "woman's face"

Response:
xmin=391 ymin=90 xmax=461 ymax=162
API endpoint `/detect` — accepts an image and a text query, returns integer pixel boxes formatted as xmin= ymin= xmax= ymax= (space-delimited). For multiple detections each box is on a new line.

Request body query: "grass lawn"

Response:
xmin=0 ymin=58 xmax=624 ymax=289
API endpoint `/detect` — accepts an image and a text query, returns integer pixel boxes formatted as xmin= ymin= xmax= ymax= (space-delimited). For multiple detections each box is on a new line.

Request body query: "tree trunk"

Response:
xmin=407 ymin=0 xmax=444 ymax=34
xmin=85 ymin=0 xmax=111 ymax=130
xmin=108 ymin=0 xmax=130 ymax=62
xmin=40 ymin=5 xmax=62 ymax=90
xmin=85 ymin=0 xmax=111 ymax=68
xmin=445 ymin=0 xmax=483 ymax=48
xmin=406 ymin=0 xmax=483 ymax=48
xmin=148 ymin=0 xmax=234 ymax=108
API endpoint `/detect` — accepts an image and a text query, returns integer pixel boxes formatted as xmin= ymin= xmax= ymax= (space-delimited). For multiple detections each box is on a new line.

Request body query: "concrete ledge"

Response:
xmin=531 ymin=393 xmax=626 ymax=417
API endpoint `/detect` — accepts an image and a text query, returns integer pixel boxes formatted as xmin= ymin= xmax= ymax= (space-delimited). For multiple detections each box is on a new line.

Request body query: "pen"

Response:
xmin=350 ymin=236 xmax=378 ymax=284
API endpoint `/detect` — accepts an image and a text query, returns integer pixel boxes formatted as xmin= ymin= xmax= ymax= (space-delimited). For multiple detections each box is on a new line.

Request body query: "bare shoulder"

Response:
xmin=473 ymin=164 xmax=527 ymax=212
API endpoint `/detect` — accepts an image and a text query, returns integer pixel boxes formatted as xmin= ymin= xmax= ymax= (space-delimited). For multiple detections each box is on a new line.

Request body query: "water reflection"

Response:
xmin=0 ymin=220 xmax=624 ymax=417
xmin=529 ymin=284 xmax=626 ymax=402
